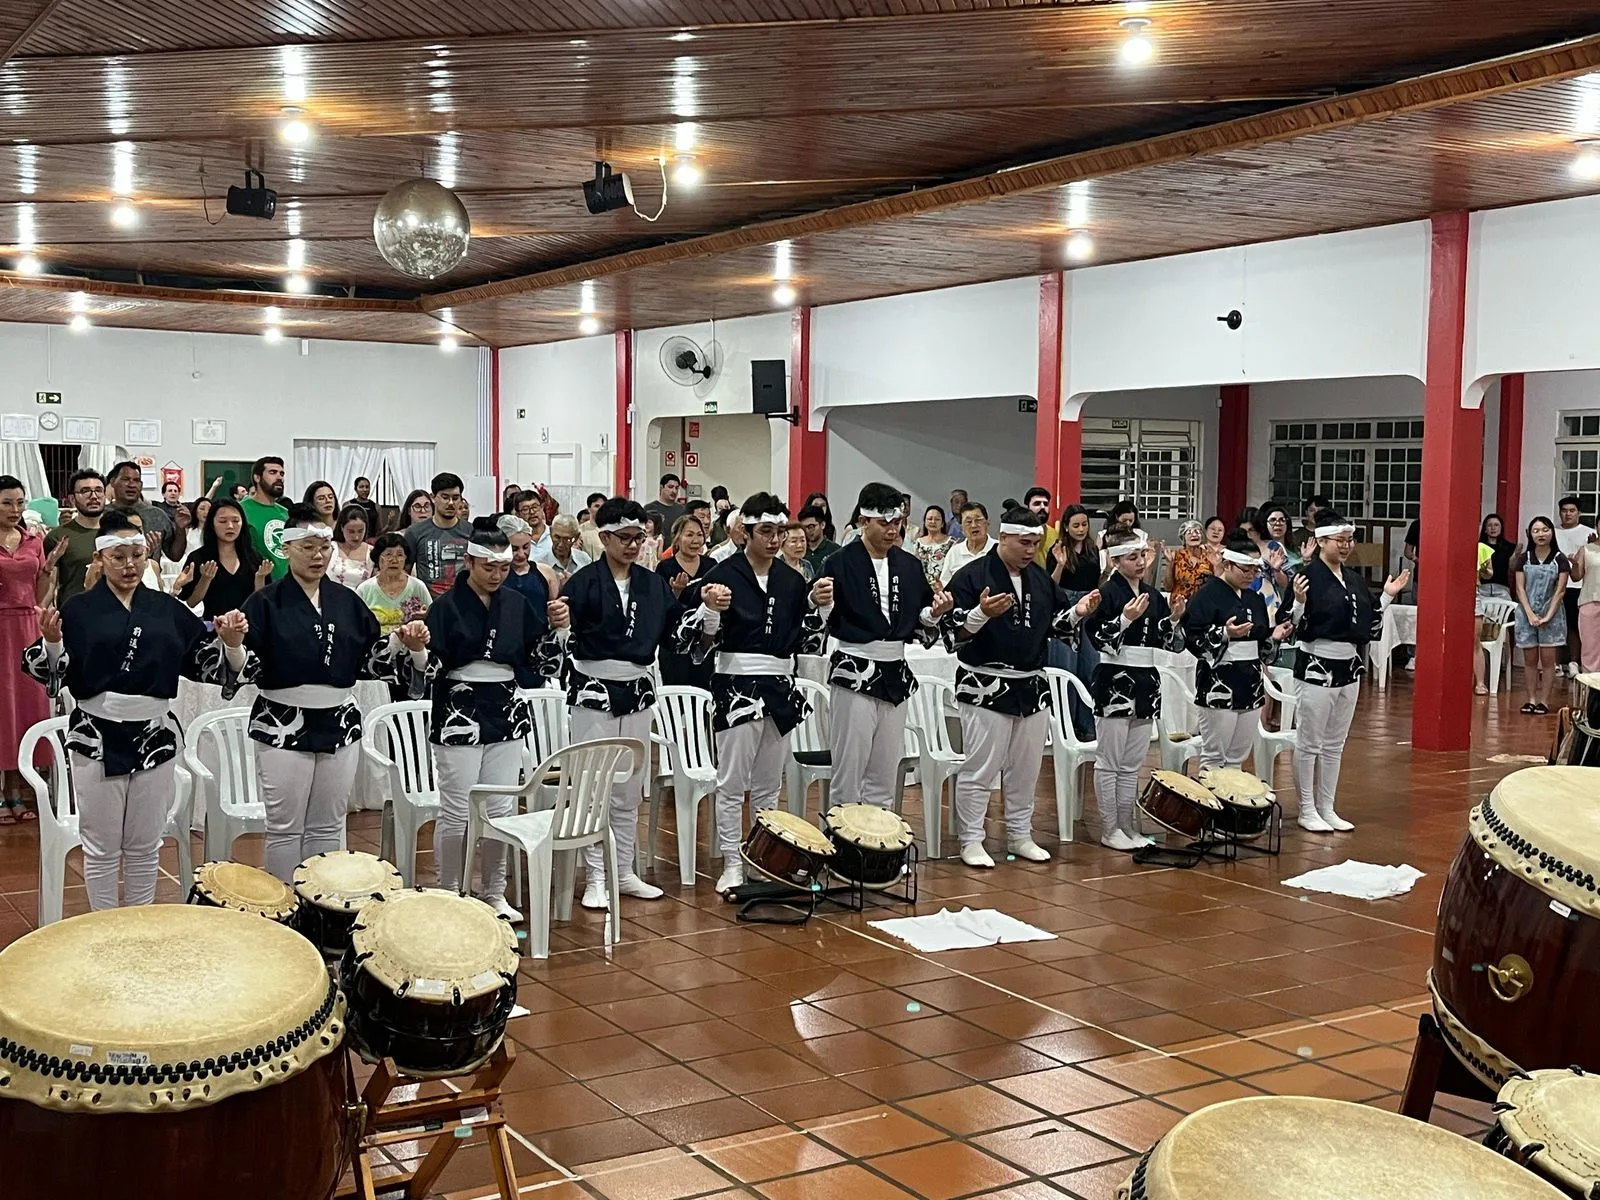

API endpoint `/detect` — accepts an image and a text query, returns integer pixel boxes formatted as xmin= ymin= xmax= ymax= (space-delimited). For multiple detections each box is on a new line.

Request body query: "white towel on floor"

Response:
xmin=1282 ymin=859 xmax=1424 ymax=901
xmin=869 ymin=907 xmax=1056 ymax=952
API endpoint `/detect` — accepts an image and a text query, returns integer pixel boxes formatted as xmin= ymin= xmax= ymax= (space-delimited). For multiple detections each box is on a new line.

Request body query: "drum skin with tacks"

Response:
xmin=825 ymin=803 xmax=913 ymax=888
xmin=294 ymin=849 xmax=404 ymax=959
xmin=1429 ymin=766 xmax=1600 ymax=1091
xmin=188 ymin=859 xmax=299 ymax=924
xmin=0 ymin=906 xmax=351 ymax=1200
xmin=1116 ymin=1095 xmax=1563 ymax=1200
xmin=740 ymin=808 xmax=835 ymax=890
xmin=1489 ymin=1068 xmax=1600 ymax=1198
xmin=1137 ymin=770 xmax=1222 ymax=839
xmin=1196 ymin=767 xmax=1273 ymax=839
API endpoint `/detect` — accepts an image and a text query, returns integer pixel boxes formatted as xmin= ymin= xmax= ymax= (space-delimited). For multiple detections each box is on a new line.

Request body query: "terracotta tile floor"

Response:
xmin=0 ymin=680 xmax=1559 ymax=1198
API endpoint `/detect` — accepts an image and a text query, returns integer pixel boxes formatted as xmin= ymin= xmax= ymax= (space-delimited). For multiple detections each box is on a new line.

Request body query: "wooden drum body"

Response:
xmin=0 ymin=907 xmax=350 ymax=1200
xmin=294 ymin=849 xmax=404 ymax=960
xmin=1197 ymin=767 xmax=1273 ymax=840
xmin=740 ymin=809 xmax=834 ymax=889
xmin=341 ymin=889 xmax=519 ymax=1078
xmin=1430 ymin=767 xmax=1600 ymax=1091
xmin=1137 ymin=770 xmax=1222 ymax=839
xmin=825 ymin=803 xmax=912 ymax=888
xmin=187 ymin=860 xmax=299 ymax=925
xmin=1490 ymin=1068 xmax=1600 ymax=1198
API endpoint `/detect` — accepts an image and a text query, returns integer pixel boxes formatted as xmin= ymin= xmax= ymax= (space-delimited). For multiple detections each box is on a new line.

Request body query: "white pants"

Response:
xmin=954 ymin=705 xmax=1049 ymax=847
xmin=828 ymin=686 xmax=907 ymax=810
xmin=73 ymin=754 xmax=173 ymax=911
xmin=570 ymin=708 xmax=651 ymax=881
xmin=434 ymin=741 xmax=521 ymax=900
xmin=714 ymin=718 xmax=786 ymax=858
xmin=1196 ymin=707 xmax=1260 ymax=771
xmin=1093 ymin=716 xmax=1151 ymax=837
xmin=258 ymin=744 xmax=357 ymax=884
xmin=1294 ymin=681 xmax=1359 ymax=813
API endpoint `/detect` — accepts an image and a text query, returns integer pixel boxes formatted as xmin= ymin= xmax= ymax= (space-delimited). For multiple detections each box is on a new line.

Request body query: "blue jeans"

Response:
xmin=1048 ymin=635 xmax=1100 ymax=739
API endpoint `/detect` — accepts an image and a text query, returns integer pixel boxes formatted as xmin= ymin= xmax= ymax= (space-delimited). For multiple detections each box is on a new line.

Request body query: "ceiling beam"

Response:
xmin=1 ymin=0 xmax=65 ymax=64
xmin=0 ymin=273 xmax=420 ymax=313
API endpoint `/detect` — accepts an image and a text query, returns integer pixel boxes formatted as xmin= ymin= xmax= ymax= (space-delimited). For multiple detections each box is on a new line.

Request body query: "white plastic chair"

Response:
xmin=1479 ymin=597 xmax=1518 ymax=695
xmin=364 ymin=701 xmax=441 ymax=887
xmin=1255 ymin=668 xmax=1301 ymax=792
xmin=905 ymin=675 xmax=965 ymax=858
xmin=466 ymin=737 xmax=641 ymax=959
xmin=19 ymin=718 xmax=77 ymax=926
xmin=168 ymin=764 xmax=196 ymax=895
xmin=521 ymin=688 xmax=570 ymax=771
xmin=1044 ymin=668 xmax=1098 ymax=843
xmin=1155 ymin=666 xmax=1201 ymax=773
xmin=648 ymin=686 xmax=718 ymax=886
xmin=182 ymin=707 xmax=264 ymax=863
xmin=785 ymin=678 xmax=832 ymax=818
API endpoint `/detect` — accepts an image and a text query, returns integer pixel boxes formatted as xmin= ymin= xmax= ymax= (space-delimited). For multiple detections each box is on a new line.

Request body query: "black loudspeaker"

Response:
xmin=751 ymin=359 xmax=788 ymax=416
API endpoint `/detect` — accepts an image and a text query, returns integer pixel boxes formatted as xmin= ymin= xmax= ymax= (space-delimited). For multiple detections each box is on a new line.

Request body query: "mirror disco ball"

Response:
xmin=372 ymin=178 xmax=471 ymax=279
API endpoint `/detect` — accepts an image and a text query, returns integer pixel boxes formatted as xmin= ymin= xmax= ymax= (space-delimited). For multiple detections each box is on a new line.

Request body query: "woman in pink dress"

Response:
xmin=0 ymin=475 xmax=54 ymax=822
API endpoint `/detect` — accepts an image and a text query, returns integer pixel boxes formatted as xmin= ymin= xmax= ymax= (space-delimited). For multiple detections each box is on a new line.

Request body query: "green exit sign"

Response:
xmin=36 ymin=391 xmax=61 ymax=405
xmin=702 ymin=400 xmax=718 ymax=414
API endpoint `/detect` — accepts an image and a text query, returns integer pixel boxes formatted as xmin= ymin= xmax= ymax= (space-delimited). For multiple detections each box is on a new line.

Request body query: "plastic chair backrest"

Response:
xmin=367 ymin=701 xmax=437 ymax=798
xmin=791 ymin=678 xmax=830 ymax=754
xmin=540 ymin=738 xmax=640 ymax=842
xmin=1157 ymin=665 xmax=1198 ymax=729
xmin=18 ymin=718 xmax=72 ymax=827
xmin=1259 ymin=667 xmax=1300 ymax=730
xmin=1043 ymin=667 xmax=1095 ymax=748
xmin=907 ymin=674 xmax=958 ymax=757
xmin=522 ymin=688 xmax=570 ymax=765
xmin=1482 ymin=597 xmax=1517 ymax=635
xmin=186 ymin=708 xmax=259 ymax=812
xmin=655 ymin=686 xmax=716 ymax=770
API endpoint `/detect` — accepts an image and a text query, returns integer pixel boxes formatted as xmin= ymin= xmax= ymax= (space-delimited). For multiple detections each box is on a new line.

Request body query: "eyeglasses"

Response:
xmin=73 ymin=486 xmax=105 ymax=497
xmin=552 ymin=533 xmax=576 ymax=544
xmin=606 ymin=531 xmax=646 ymax=546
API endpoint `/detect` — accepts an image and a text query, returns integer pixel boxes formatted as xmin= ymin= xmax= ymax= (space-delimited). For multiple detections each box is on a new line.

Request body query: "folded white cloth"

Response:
xmin=1282 ymin=859 xmax=1424 ymax=901
xmin=869 ymin=906 xmax=1056 ymax=952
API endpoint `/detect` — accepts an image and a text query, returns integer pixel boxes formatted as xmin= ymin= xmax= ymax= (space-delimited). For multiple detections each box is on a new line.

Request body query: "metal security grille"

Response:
xmin=1557 ymin=411 xmax=1600 ymax=524
xmin=1080 ymin=417 xmax=1200 ymax=520
xmin=1269 ymin=418 xmax=1423 ymax=520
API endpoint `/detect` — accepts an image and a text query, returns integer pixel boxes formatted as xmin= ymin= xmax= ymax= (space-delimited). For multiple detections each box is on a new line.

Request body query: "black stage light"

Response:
xmin=226 ymin=169 xmax=278 ymax=220
xmin=581 ymin=160 xmax=635 ymax=215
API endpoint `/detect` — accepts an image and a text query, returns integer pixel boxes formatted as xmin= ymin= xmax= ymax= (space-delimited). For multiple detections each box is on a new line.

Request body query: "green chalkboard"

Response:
xmin=199 ymin=459 xmax=257 ymax=500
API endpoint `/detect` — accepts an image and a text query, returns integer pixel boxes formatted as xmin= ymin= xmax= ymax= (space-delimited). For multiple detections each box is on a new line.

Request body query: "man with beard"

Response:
xmin=46 ymin=469 xmax=107 ymax=605
xmin=107 ymin=461 xmax=179 ymax=562
xmin=240 ymin=454 xmax=290 ymax=580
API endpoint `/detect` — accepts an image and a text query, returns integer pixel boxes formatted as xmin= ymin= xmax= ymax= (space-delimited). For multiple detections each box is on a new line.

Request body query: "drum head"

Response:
xmin=1497 ymin=1069 xmax=1600 ymax=1195
xmin=1127 ymin=1097 xmax=1564 ymax=1199
xmin=754 ymin=808 xmax=836 ymax=855
xmin=1473 ymin=765 xmax=1600 ymax=915
xmin=826 ymin=803 xmax=913 ymax=850
xmin=294 ymin=850 xmax=404 ymax=911
xmin=1197 ymin=767 xmax=1272 ymax=808
xmin=193 ymin=860 xmax=298 ymax=920
xmin=351 ymin=889 xmax=519 ymax=1002
xmin=0 ymin=906 xmax=341 ymax=1113
xmin=1150 ymin=770 xmax=1222 ymax=810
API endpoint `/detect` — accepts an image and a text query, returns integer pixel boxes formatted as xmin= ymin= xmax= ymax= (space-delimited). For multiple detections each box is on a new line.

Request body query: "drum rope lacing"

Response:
xmin=1480 ymin=797 xmax=1599 ymax=897
xmin=0 ymin=975 xmax=338 ymax=1089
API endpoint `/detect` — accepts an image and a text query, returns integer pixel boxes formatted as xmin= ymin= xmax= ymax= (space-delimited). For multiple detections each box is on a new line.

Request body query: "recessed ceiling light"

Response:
xmin=284 ymin=273 xmax=310 ymax=294
xmin=263 ymin=326 xmax=284 ymax=343
xmin=439 ymin=335 xmax=459 ymax=352
xmin=1064 ymin=231 xmax=1095 ymax=262
xmin=1119 ymin=17 xmax=1154 ymax=65
xmin=68 ymin=314 xmax=89 ymax=333
xmin=1123 ymin=0 xmax=1151 ymax=11
xmin=670 ymin=31 xmax=696 ymax=41
xmin=1572 ymin=140 xmax=1600 ymax=180
xmin=15 ymin=254 xmax=40 ymax=275
xmin=579 ymin=316 xmax=601 ymax=336
xmin=772 ymin=283 xmax=797 ymax=307
xmin=279 ymin=115 xmax=311 ymax=144
xmin=68 ymin=290 xmax=88 ymax=313
xmin=673 ymin=156 xmax=702 ymax=187
xmin=110 ymin=202 xmax=138 ymax=228
xmin=424 ymin=58 xmax=446 ymax=68
xmin=263 ymin=305 xmax=281 ymax=323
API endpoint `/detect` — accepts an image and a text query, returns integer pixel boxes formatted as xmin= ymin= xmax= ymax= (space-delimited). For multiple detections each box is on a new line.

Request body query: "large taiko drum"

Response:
xmin=1489 ymin=1068 xmax=1600 ymax=1198
xmin=0 ymin=906 xmax=351 ymax=1200
xmin=293 ymin=849 xmax=404 ymax=960
xmin=1430 ymin=766 xmax=1600 ymax=1091
xmin=188 ymin=860 xmax=299 ymax=924
xmin=1116 ymin=1095 xmax=1563 ymax=1200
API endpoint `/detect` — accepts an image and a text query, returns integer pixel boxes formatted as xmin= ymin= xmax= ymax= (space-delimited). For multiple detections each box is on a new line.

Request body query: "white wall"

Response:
xmin=0 ymin=321 xmax=479 ymax=499
xmin=1522 ymin=370 xmax=1600 ymax=522
xmin=687 ymin=414 xmax=776 ymax=507
xmin=1064 ymin=222 xmax=1430 ymax=404
xmin=498 ymin=334 xmax=615 ymax=491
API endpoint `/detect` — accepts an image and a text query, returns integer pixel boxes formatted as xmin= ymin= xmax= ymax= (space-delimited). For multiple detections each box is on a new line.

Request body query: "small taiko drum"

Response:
xmin=1430 ymin=766 xmax=1600 ymax=1091
xmin=340 ymin=888 xmax=519 ymax=1077
xmin=1489 ymin=1068 xmax=1600 ymax=1198
xmin=188 ymin=860 xmax=299 ymax=925
xmin=740 ymin=809 xmax=834 ymax=891
xmin=0 ymin=906 xmax=351 ymax=1200
xmin=293 ymin=850 xmax=404 ymax=960
xmin=1116 ymin=1095 xmax=1564 ymax=1200
xmin=1136 ymin=770 xmax=1222 ymax=839
xmin=1197 ymin=767 xmax=1274 ymax=840
xmin=825 ymin=803 xmax=913 ymax=888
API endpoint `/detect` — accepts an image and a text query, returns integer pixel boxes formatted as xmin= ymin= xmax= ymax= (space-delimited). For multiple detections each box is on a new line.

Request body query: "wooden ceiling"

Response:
xmin=3 ymin=1 xmax=1600 ymax=346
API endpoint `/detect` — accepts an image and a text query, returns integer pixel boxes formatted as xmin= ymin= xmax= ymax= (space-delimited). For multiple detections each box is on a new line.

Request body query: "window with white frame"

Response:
xmin=1080 ymin=417 xmax=1201 ymax=520
xmin=1557 ymin=411 xmax=1600 ymax=524
xmin=1268 ymin=418 xmax=1423 ymax=521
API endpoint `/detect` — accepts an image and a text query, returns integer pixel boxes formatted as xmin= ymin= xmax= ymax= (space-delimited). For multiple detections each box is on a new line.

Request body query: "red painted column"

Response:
xmin=787 ymin=306 xmax=827 ymax=509
xmin=1035 ymin=273 xmax=1066 ymax=504
xmin=1413 ymin=212 xmax=1482 ymax=752
xmin=613 ymin=330 xmax=633 ymax=497
xmin=1217 ymin=384 xmax=1250 ymax=524
xmin=1497 ymin=372 xmax=1524 ymax=528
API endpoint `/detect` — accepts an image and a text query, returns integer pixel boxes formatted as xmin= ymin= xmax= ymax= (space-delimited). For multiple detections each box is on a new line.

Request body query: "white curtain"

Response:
xmin=379 ymin=442 xmax=436 ymax=503
xmin=0 ymin=440 xmax=49 ymax=499
xmin=79 ymin=443 xmax=128 ymax=478
xmin=292 ymin=440 xmax=434 ymax=508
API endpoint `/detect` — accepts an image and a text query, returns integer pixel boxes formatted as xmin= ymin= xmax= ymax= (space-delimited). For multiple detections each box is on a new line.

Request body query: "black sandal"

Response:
xmin=1521 ymin=702 xmax=1537 ymax=714
xmin=1533 ymin=703 xmax=1549 ymax=715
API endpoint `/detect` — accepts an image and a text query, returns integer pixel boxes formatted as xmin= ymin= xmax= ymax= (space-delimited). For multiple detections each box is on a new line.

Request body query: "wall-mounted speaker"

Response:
xmin=751 ymin=359 xmax=788 ymax=416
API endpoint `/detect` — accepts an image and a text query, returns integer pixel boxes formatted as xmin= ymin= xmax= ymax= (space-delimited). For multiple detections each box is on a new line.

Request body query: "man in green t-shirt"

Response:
xmin=45 ymin=468 xmax=107 ymax=605
xmin=239 ymin=455 xmax=289 ymax=580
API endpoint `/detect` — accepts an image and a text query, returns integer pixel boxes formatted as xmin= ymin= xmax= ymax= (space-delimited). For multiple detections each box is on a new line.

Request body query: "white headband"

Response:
xmin=95 ymin=534 xmax=145 ymax=551
xmin=465 ymin=542 xmax=513 ymax=562
xmin=998 ymin=522 xmax=1042 ymax=536
xmin=280 ymin=525 xmax=334 ymax=543
xmin=859 ymin=507 xmax=903 ymax=522
xmin=747 ymin=512 xmax=787 ymax=527
xmin=1106 ymin=537 xmax=1150 ymax=559
xmin=1221 ymin=549 xmax=1262 ymax=566
xmin=598 ymin=520 xmax=645 ymax=534
xmin=1314 ymin=524 xmax=1356 ymax=538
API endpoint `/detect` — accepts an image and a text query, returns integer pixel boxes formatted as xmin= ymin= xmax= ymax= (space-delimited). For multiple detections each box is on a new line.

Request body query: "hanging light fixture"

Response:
xmin=1119 ymin=17 xmax=1154 ymax=65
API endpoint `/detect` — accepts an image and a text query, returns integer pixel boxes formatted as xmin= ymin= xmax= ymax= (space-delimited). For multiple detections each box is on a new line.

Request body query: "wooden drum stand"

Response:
xmin=338 ymin=1040 xmax=521 ymax=1200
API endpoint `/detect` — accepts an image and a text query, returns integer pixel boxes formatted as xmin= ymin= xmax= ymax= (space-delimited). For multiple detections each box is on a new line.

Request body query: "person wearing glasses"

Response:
xmin=45 ymin=469 xmax=110 ymax=607
xmin=539 ymin=513 xmax=592 ymax=587
xmin=242 ymin=504 xmax=430 ymax=882
xmin=24 ymin=510 xmax=254 ymax=905
xmin=939 ymin=502 xmax=998 ymax=586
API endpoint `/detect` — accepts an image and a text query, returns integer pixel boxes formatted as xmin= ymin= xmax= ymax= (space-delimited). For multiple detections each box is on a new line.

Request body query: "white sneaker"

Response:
xmin=617 ymin=874 xmax=664 ymax=900
xmin=1007 ymin=837 xmax=1051 ymax=862
xmin=1100 ymin=829 xmax=1143 ymax=851
xmin=481 ymin=895 xmax=523 ymax=922
xmin=580 ymin=879 xmax=610 ymax=910
xmin=959 ymin=842 xmax=995 ymax=869
xmin=1319 ymin=808 xmax=1355 ymax=832
xmin=715 ymin=863 xmax=745 ymax=893
xmin=1297 ymin=807 xmax=1333 ymax=833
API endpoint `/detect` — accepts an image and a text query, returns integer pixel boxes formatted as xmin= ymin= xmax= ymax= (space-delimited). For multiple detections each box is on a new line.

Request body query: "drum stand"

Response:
xmin=728 ymin=878 xmax=822 ymax=925
xmin=821 ymin=845 xmax=920 ymax=912
xmin=1132 ymin=804 xmax=1284 ymax=870
xmin=1396 ymin=1012 xmax=1497 ymax=1122
xmin=338 ymin=1040 xmax=520 ymax=1200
